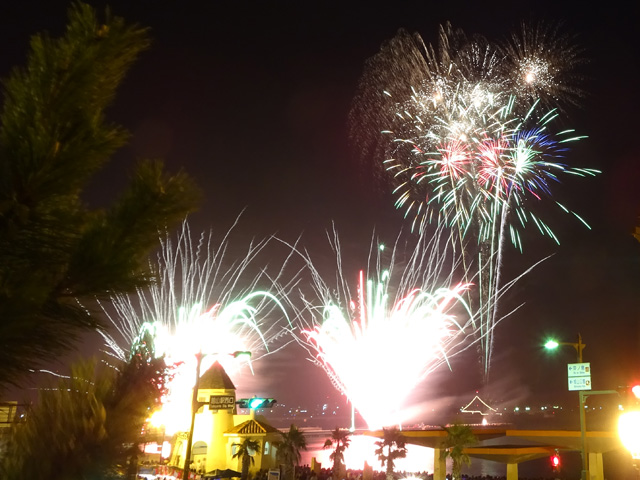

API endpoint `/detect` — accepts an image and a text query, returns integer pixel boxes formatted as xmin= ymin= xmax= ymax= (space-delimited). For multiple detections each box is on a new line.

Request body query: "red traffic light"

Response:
xmin=618 ymin=384 xmax=640 ymax=409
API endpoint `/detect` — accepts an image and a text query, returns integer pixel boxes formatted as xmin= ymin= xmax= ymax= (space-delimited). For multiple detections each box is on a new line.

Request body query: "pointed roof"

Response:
xmin=461 ymin=395 xmax=497 ymax=415
xmin=199 ymin=361 xmax=236 ymax=390
xmin=225 ymin=418 xmax=282 ymax=436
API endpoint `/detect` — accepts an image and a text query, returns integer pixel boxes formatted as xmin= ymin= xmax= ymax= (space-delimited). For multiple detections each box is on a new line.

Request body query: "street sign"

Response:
xmin=568 ymin=363 xmax=590 ymax=377
xmin=568 ymin=363 xmax=591 ymax=391
xmin=569 ymin=376 xmax=592 ymax=391
xmin=209 ymin=395 xmax=235 ymax=410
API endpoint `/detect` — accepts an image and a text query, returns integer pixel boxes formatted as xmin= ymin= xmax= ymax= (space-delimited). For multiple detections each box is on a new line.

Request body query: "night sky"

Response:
xmin=2 ymin=0 xmax=639 ymax=415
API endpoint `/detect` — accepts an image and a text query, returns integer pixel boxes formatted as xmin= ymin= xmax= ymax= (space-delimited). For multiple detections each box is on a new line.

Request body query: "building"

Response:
xmin=168 ymin=361 xmax=282 ymax=476
xmin=0 ymin=401 xmax=20 ymax=458
xmin=366 ymin=427 xmax=623 ymax=480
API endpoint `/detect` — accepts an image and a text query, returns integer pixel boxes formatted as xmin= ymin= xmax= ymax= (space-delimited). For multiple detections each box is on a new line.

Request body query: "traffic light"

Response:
xmin=551 ymin=451 xmax=561 ymax=472
xmin=236 ymin=397 xmax=277 ymax=409
xmin=618 ymin=383 xmax=640 ymax=410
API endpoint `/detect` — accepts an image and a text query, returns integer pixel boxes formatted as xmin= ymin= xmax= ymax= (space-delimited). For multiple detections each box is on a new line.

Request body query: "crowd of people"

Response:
xmin=289 ymin=465 xmax=559 ymax=480
xmin=136 ymin=465 xmax=561 ymax=480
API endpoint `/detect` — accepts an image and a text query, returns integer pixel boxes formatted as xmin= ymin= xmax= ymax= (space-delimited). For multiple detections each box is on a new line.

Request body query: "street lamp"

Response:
xmin=544 ymin=333 xmax=586 ymax=362
xmin=182 ymin=350 xmax=251 ymax=480
xmin=544 ymin=334 xmax=588 ymax=480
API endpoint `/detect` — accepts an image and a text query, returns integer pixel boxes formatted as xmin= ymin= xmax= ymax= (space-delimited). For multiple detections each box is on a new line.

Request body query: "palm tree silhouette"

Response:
xmin=276 ymin=424 xmax=307 ymax=480
xmin=232 ymin=438 xmax=261 ymax=480
xmin=324 ymin=427 xmax=351 ymax=479
xmin=440 ymin=423 xmax=477 ymax=480
xmin=374 ymin=427 xmax=407 ymax=480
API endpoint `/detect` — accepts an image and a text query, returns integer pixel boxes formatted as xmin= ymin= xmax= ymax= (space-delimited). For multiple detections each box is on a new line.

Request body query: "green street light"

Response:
xmin=544 ymin=334 xmax=588 ymax=480
xmin=545 ymin=339 xmax=560 ymax=349
xmin=236 ymin=397 xmax=277 ymax=409
xmin=232 ymin=350 xmax=252 ymax=361
xmin=544 ymin=334 xmax=585 ymax=362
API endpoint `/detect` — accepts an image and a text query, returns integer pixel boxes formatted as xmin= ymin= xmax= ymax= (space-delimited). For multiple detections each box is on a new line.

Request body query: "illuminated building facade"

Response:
xmin=168 ymin=362 xmax=282 ymax=476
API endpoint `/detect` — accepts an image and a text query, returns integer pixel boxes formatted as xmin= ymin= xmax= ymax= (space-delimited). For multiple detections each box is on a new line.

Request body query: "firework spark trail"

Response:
xmin=278 ymin=225 xmax=531 ymax=429
xmin=387 ymin=103 xmax=596 ymax=375
xmin=99 ymin=217 xmax=300 ymax=434
xmin=350 ymin=22 xmax=598 ymax=380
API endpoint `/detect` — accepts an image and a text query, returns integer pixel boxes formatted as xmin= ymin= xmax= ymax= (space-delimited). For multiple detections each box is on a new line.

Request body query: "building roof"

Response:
xmin=199 ymin=361 xmax=236 ymax=390
xmin=225 ymin=419 xmax=282 ymax=436
xmin=364 ymin=428 xmax=623 ymax=461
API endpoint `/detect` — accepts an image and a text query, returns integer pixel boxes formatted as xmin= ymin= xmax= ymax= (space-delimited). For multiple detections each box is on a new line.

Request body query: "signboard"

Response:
xmin=568 ymin=376 xmax=592 ymax=391
xmin=268 ymin=470 xmax=281 ymax=480
xmin=567 ymin=362 xmax=590 ymax=377
xmin=568 ymin=362 xmax=591 ymax=391
xmin=209 ymin=395 xmax=235 ymax=410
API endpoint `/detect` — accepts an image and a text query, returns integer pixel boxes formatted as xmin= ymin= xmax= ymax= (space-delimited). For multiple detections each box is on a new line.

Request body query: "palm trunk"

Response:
xmin=385 ymin=461 xmax=394 ymax=480
xmin=126 ymin=452 xmax=139 ymax=480
xmin=285 ymin=464 xmax=294 ymax=480
xmin=242 ymin=454 xmax=250 ymax=480
xmin=452 ymin=460 xmax=461 ymax=480
xmin=333 ymin=460 xmax=345 ymax=480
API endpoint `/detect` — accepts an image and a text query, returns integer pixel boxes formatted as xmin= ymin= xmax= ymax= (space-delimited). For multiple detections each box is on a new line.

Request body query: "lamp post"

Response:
xmin=545 ymin=334 xmax=588 ymax=480
xmin=182 ymin=350 xmax=251 ymax=480
xmin=544 ymin=333 xmax=586 ymax=363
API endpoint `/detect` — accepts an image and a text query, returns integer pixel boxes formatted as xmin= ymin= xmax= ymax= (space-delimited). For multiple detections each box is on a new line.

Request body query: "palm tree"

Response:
xmin=275 ymin=424 xmax=307 ymax=480
xmin=323 ymin=427 xmax=351 ymax=480
xmin=374 ymin=427 xmax=407 ymax=480
xmin=440 ymin=423 xmax=477 ymax=480
xmin=232 ymin=438 xmax=261 ymax=480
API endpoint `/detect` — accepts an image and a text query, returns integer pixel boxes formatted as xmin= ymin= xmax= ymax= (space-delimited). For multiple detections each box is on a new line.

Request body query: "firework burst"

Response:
xmin=287 ymin=226 xmax=487 ymax=429
xmin=100 ymin=218 xmax=297 ymax=434
xmin=501 ymin=21 xmax=585 ymax=108
xmin=350 ymin=22 xmax=598 ymax=380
